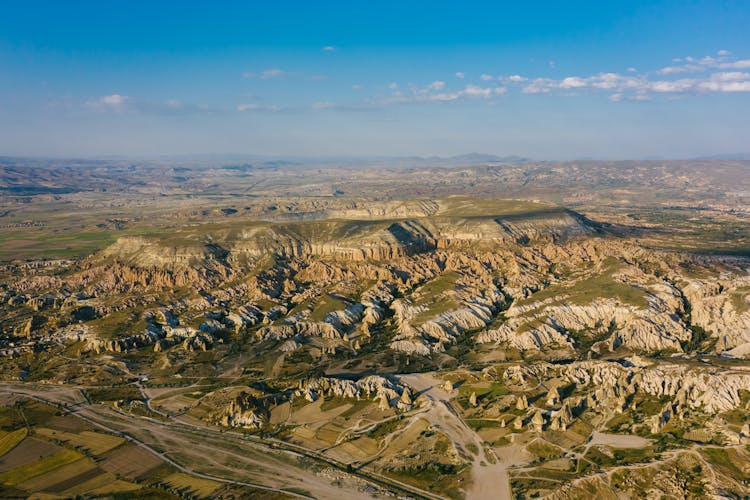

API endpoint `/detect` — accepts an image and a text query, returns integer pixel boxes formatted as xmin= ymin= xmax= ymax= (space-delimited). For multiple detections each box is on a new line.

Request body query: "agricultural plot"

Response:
xmin=98 ymin=442 xmax=164 ymax=479
xmin=0 ymin=449 xmax=82 ymax=486
xmin=34 ymin=428 xmax=124 ymax=456
xmin=15 ymin=458 xmax=97 ymax=492
xmin=0 ymin=428 xmax=28 ymax=456
xmin=59 ymin=472 xmax=140 ymax=497
xmin=164 ymin=471 xmax=222 ymax=498
xmin=0 ymin=437 xmax=60 ymax=473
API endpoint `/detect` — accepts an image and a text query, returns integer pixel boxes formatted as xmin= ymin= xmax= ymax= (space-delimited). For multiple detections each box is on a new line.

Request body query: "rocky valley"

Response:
xmin=0 ymin=159 xmax=749 ymax=499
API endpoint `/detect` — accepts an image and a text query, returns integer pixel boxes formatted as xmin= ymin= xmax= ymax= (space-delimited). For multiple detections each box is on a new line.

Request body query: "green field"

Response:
xmin=0 ymin=449 xmax=83 ymax=485
xmin=0 ymin=428 xmax=28 ymax=456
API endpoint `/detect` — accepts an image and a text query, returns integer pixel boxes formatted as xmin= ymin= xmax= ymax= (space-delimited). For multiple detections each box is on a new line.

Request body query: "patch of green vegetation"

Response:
xmin=85 ymin=386 xmax=143 ymax=403
xmin=437 ymin=197 xmax=552 ymax=217
xmin=0 ymin=407 xmax=16 ymax=428
xmin=340 ymin=399 xmax=372 ymax=418
xmin=86 ymin=309 xmax=148 ymax=340
xmin=568 ymin=324 xmax=614 ymax=353
xmin=112 ymin=488 xmax=181 ymax=500
xmin=0 ymin=228 xmax=115 ymax=259
xmin=465 ymin=419 xmax=502 ymax=431
xmin=319 ymin=397 xmax=349 ymax=412
xmin=720 ymin=390 xmax=750 ymax=427
xmin=632 ymin=394 xmax=672 ymax=420
xmin=528 ymin=466 xmax=577 ymax=481
xmin=284 ymin=349 xmax=313 ymax=366
xmin=731 ymin=286 xmax=750 ymax=314
xmin=368 ymin=417 xmax=403 ymax=440
xmin=387 ymin=462 xmax=466 ymax=500
xmin=0 ymin=428 xmax=28 ymax=456
xmin=701 ymin=447 xmax=747 ymax=482
xmin=584 ymin=445 xmax=656 ymax=467
xmin=12 ymin=401 xmax=58 ymax=427
xmin=522 ymin=259 xmax=647 ymax=309
xmin=510 ymin=477 xmax=561 ymax=496
xmin=414 ymin=271 xmax=460 ymax=305
xmin=410 ymin=272 xmax=462 ymax=324
xmin=615 ymin=455 xmax=707 ymax=497
xmin=527 ymin=439 xmax=565 ymax=460
xmin=516 ymin=318 xmax=545 ymax=335
xmin=681 ymin=324 xmax=709 ymax=353
xmin=0 ymin=449 xmax=82 ymax=485
xmin=281 ymin=218 xmax=390 ymax=243
xmin=458 ymin=382 xmax=509 ymax=398
xmin=413 ymin=296 xmax=460 ymax=324
xmin=605 ymin=413 xmax=633 ymax=433
xmin=309 ymin=293 xmax=348 ymax=322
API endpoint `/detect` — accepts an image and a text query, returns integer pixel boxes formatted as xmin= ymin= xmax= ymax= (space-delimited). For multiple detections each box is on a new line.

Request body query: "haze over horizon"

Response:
xmin=1 ymin=1 xmax=749 ymax=159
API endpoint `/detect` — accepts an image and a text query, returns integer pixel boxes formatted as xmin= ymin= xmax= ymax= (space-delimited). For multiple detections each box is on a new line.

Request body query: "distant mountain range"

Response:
xmin=691 ymin=153 xmax=750 ymax=161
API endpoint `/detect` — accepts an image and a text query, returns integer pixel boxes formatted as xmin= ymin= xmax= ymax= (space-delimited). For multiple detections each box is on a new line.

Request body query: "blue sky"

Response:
xmin=1 ymin=1 xmax=749 ymax=159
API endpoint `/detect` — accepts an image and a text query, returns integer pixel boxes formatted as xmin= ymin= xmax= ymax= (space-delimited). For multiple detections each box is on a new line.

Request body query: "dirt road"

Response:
xmin=400 ymin=373 xmax=513 ymax=500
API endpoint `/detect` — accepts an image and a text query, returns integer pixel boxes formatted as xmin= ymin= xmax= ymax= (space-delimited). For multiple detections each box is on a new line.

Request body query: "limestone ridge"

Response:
xmin=297 ymin=376 xmax=414 ymax=411
xmin=96 ymin=201 xmax=598 ymax=271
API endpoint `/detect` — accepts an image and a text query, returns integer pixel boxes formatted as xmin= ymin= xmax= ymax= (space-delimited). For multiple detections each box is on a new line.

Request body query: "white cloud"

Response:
xmin=322 ymin=45 xmax=336 ymax=51
xmin=698 ymin=80 xmax=750 ymax=92
xmin=657 ymin=66 xmax=689 ymax=75
xmin=462 ymin=84 xmax=493 ymax=98
xmin=548 ymin=60 xmax=556 ymax=68
xmin=237 ymin=103 xmax=281 ymax=112
xmin=86 ymin=94 xmax=216 ymax=114
xmin=648 ymin=79 xmax=697 ymax=92
xmin=522 ymin=73 xmax=639 ymax=93
xmin=383 ymin=83 xmax=497 ymax=104
xmin=522 ymin=79 xmax=552 ymax=94
xmin=164 ymin=99 xmax=185 ymax=109
xmin=719 ymin=59 xmax=750 ymax=69
xmin=87 ymin=94 xmax=132 ymax=111
xmin=100 ymin=94 xmax=128 ymax=106
xmin=261 ymin=68 xmax=286 ymax=79
xmin=610 ymin=92 xmax=650 ymax=102
xmin=654 ymin=53 xmax=746 ymax=75
xmin=333 ymin=51 xmax=750 ymax=108
xmin=243 ymin=68 xmax=288 ymax=79
xmin=312 ymin=101 xmax=336 ymax=109
xmin=517 ymin=62 xmax=750 ymax=99
xmin=696 ymin=72 xmax=750 ymax=92
xmin=559 ymin=77 xmax=587 ymax=88
xmin=711 ymin=71 xmax=750 ymax=81
xmin=352 ymin=84 xmax=364 ymax=90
